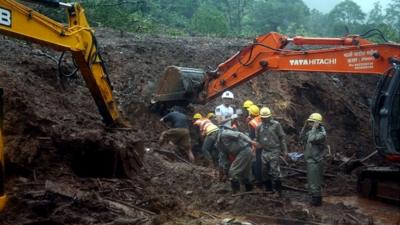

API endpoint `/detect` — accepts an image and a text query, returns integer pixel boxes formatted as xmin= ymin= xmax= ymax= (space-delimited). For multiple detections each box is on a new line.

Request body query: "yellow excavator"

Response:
xmin=0 ymin=0 xmax=136 ymax=211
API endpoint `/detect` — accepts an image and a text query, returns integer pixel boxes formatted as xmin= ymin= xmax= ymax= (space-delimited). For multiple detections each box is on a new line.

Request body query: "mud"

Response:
xmin=325 ymin=196 xmax=400 ymax=225
xmin=0 ymin=29 xmax=397 ymax=224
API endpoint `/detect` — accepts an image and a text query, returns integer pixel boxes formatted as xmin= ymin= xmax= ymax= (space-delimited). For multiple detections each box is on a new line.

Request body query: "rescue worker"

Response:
xmin=247 ymin=105 xmax=261 ymax=139
xmin=193 ymin=115 xmax=219 ymax=166
xmin=192 ymin=113 xmax=203 ymax=136
xmin=215 ymin=91 xmax=237 ymax=128
xmin=217 ymin=129 xmax=258 ymax=194
xmin=242 ymin=100 xmax=254 ymax=125
xmin=159 ymin=110 xmax=195 ymax=162
xmin=255 ymin=107 xmax=288 ymax=197
xmin=299 ymin=113 xmax=326 ymax=206
xmin=191 ymin=113 xmax=203 ymax=157
xmin=247 ymin=105 xmax=263 ymax=185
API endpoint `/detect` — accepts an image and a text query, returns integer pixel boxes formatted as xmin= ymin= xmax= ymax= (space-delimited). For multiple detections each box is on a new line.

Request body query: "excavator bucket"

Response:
xmin=151 ymin=66 xmax=205 ymax=112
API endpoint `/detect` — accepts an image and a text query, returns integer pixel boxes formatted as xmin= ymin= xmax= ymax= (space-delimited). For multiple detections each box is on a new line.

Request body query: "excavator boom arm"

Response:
xmin=205 ymin=32 xmax=400 ymax=100
xmin=0 ymin=0 xmax=124 ymax=126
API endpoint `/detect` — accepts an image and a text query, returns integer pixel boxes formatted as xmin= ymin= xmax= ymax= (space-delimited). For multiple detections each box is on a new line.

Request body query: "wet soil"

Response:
xmin=0 ymin=29 xmax=398 ymax=224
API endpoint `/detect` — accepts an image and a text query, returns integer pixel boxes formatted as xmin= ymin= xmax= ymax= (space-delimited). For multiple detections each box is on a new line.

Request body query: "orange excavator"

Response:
xmin=154 ymin=31 xmax=400 ymax=203
xmin=0 ymin=0 xmax=142 ymax=211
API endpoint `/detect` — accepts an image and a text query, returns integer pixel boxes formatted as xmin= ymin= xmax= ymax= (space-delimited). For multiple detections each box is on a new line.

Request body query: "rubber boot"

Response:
xmin=311 ymin=196 xmax=322 ymax=206
xmin=264 ymin=180 xmax=272 ymax=192
xmin=274 ymin=180 xmax=283 ymax=197
xmin=230 ymin=180 xmax=240 ymax=195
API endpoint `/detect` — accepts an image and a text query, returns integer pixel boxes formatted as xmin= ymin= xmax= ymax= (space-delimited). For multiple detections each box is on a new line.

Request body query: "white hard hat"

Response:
xmin=221 ymin=91 xmax=234 ymax=99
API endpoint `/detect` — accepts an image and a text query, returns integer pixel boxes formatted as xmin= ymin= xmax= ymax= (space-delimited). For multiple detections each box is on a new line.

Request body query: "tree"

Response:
xmin=328 ymin=0 xmax=365 ymax=35
xmin=329 ymin=0 xmax=365 ymax=24
xmin=306 ymin=9 xmax=330 ymax=36
xmin=246 ymin=0 xmax=310 ymax=35
xmin=191 ymin=3 xmax=229 ymax=36
xmin=209 ymin=0 xmax=252 ymax=35
xmin=150 ymin=0 xmax=199 ymax=28
xmin=367 ymin=1 xmax=385 ymax=23
xmin=386 ymin=0 xmax=400 ymax=40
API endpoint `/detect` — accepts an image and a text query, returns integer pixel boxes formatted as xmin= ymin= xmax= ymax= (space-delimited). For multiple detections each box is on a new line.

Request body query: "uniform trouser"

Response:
xmin=261 ymin=149 xmax=281 ymax=182
xmin=201 ymin=131 xmax=219 ymax=166
xmin=229 ymin=147 xmax=253 ymax=185
xmin=160 ymin=128 xmax=191 ymax=156
xmin=252 ymin=148 xmax=263 ymax=183
xmin=306 ymin=159 xmax=323 ymax=197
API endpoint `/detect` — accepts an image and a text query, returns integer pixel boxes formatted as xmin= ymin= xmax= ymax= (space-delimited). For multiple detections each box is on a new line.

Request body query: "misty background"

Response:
xmin=303 ymin=0 xmax=392 ymax=13
xmin=38 ymin=0 xmax=400 ymax=42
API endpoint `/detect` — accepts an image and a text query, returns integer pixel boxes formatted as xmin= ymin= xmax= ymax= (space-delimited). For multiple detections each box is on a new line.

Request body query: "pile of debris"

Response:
xmin=0 ymin=29 xmax=391 ymax=225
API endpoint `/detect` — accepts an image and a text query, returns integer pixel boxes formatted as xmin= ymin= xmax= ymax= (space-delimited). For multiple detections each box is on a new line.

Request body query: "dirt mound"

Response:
xmin=0 ymin=29 xmax=388 ymax=225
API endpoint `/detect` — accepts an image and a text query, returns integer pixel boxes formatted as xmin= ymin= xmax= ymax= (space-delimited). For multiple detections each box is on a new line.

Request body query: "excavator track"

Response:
xmin=357 ymin=166 xmax=400 ymax=204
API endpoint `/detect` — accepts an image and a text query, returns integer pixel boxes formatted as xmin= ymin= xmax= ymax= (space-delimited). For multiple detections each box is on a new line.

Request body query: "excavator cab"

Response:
xmin=372 ymin=59 xmax=400 ymax=161
xmin=358 ymin=60 xmax=400 ymax=203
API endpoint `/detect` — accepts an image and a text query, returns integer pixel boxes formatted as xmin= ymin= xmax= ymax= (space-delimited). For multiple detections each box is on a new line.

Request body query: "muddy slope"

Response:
xmin=0 ymin=29 xmax=385 ymax=225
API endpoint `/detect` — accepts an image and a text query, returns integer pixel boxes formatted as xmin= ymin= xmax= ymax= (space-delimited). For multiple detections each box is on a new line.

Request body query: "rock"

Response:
xmin=216 ymin=197 xmax=225 ymax=205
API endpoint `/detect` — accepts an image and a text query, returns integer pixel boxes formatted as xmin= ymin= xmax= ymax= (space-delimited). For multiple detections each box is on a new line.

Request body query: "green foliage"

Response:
xmin=367 ymin=2 xmax=385 ymax=23
xmin=386 ymin=0 xmax=400 ymax=41
xmin=328 ymin=0 xmax=365 ymax=35
xmin=329 ymin=0 xmax=365 ymax=24
xmin=24 ymin=0 xmax=400 ymax=42
xmin=191 ymin=3 xmax=229 ymax=36
xmin=246 ymin=0 xmax=309 ymax=34
xmin=306 ymin=9 xmax=330 ymax=36
xmin=209 ymin=0 xmax=252 ymax=35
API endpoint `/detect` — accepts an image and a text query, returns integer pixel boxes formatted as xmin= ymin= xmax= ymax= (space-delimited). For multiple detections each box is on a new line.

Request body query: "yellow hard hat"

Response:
xmin=206 ymin=112 xmax=215 ymax=119
xmin=243 ymin=100 xmax=254 ymax=109
xmin=248 ymin=105 xmax=260 ymax=116
xmin=307 ymin=113 xmax=323 ymax=122
xmin=260 ymin=107 xmax=272 ymax=118
xmin=193 ymin=113 xmax=202 ymax=120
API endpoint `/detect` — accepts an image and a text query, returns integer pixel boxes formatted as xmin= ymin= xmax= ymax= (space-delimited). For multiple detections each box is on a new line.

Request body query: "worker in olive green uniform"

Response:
xmin=217 ymin=128 xmax=258 ymax=194
xmin=299 ymin=113 xmax=326 ymax=206
xmin=255 ymin=107 xmax=288 ymax=197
